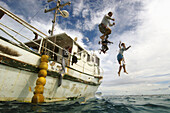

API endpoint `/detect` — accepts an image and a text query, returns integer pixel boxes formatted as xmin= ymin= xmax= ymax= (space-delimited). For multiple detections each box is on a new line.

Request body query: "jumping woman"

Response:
xmin=117 ymin=41 xmax=131 ymax=76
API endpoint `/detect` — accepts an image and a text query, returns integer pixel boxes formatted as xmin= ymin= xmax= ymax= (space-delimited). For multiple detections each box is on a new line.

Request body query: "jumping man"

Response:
xmin=99 ymin=38 xmax=113 ymax=54
xmin=98 ymin=12 xmax=115 ymax=40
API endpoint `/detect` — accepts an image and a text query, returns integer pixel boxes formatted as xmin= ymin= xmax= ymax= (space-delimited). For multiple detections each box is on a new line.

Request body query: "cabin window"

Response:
xmin=54 ymin=54 xmax=57 ymax=61
xmin=83 ymin=53 xmax=86 ymax=58
xmin=87 ymin=54 xmax=90 ymax=62
xmin=0 ymin=10 xmax=5 ymax=19
xmin=55 ymin=47 xmax=59 ymax=53
xmin=77 ymin=46 xmax=82 ymax=52
xmin=92 ymin=57 xmax=94 ymax=62
xmin=78 ymin=52 xmax=81 ymax=57
xmin=96 ymin=57 xmax=100 ymax=66
xmin=77 ymin=46 xmax=83 ymax=56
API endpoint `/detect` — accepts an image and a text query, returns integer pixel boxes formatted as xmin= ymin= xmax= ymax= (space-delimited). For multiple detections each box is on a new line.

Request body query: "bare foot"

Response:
xmin=124 ymin=71 xmax=128 ymax=74
xmin=118 ymin=72 xmax=120 ymax=76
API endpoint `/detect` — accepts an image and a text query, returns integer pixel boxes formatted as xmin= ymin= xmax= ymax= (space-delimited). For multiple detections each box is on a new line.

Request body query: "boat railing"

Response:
xmin=0 ymin=21 xmax=70 ymax=62
xmin=0 ymin=6 xmax=71 ymax=64
xmin=0 ymin=6 xmax=102 ymax=77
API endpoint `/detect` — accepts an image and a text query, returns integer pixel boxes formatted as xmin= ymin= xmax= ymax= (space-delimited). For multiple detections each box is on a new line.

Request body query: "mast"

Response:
xmin=45 ymin=0 xmax=71 ymax=36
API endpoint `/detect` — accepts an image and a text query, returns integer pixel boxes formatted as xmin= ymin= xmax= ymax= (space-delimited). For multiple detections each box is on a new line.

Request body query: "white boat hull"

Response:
xmin=0 ymin=38 xmax=101 ymax=103
xmin=0 ymin=64 xmax=99 ymax=102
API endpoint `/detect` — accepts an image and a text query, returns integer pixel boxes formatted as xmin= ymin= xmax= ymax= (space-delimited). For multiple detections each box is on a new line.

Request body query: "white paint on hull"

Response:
xmin=0 ymin=64 xmax=99 ymax=102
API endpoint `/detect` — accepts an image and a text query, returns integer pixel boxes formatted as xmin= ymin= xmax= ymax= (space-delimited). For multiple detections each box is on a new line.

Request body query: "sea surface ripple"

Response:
xmin=0 ymin=94 xmax=170 ymax=113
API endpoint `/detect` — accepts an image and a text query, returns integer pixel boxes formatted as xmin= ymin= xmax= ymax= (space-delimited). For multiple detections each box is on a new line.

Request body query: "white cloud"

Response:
xmin=0 ymin=1 xmax=10 ymax=10
xmin=72 ymin=0 xmax=84 ymax=17
xmin=97 ymin=0 xmax=170 ymax=95
xmin=127 ymin=0 xmax=170 ymax=76
xmin=82 ymin=9 xmax=89 ymax=18
xmin=75 ymin=20 xmax=82 ymax=30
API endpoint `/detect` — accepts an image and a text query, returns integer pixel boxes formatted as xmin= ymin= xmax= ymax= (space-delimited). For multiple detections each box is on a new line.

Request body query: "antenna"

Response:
xmin=44 ymin=0 xmax=71 ymax=36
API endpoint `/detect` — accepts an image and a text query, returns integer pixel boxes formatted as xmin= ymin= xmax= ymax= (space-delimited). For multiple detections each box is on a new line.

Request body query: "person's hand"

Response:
xmin=112 ymin=18 xmax=115 ymax=21
xmin=112 ymin=22 xmax=115 ymax=25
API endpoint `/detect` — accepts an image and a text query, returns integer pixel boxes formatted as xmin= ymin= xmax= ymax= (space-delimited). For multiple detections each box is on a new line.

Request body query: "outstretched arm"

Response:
xmin=119 ymin=41 xmax=121 ymax=48
xmin=109 ymin=22 xmax=115 ymax=26
xmin=126 ymin=46 xmax=131 ymax=50
xmin=109 ymin=19 xmax=115 ymax=26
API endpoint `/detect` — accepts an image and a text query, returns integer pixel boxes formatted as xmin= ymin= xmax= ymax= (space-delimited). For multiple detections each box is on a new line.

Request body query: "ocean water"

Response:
xmin=0 ymin=94 xmax=170 ymax=113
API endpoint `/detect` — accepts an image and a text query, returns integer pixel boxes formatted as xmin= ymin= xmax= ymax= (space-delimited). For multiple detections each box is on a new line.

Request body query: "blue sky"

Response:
xmin=0 ymin=0 xmax=170 ymax=95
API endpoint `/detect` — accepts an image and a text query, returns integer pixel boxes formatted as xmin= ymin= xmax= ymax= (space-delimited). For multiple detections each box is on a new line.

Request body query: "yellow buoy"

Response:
xmin=38 ymin=69 xmax=47 ymax=77
xmin=36 ymin=77 xmax=46 ymax=86
xmin=41 ymin=55 xmax=49 ymax=62
xmin=32 ymin=55 xmax=49 ymax=103
xmin=34 ymin=85 xmax=44 ymax=94
xmin=39 ymin=62 xmax=48 ymax=70
xmin=32 ymin=94 xmax=44 ymax=103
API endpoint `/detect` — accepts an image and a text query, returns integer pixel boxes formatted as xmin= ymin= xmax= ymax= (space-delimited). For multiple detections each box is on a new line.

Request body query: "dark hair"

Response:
xmin=121 ymin=43 xmax=125 ymax=46
xmin=108 ymin=12 xmax=113 ymax=15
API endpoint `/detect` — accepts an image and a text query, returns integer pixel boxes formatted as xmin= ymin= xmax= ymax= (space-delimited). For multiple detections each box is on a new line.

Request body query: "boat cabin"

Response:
xmin=25 ymin=33 xmax=100 ymax=74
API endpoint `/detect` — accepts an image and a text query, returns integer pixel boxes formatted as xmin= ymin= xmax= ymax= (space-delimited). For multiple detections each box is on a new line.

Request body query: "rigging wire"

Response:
xmin=14 ymin=2 xmax=49 ymax=38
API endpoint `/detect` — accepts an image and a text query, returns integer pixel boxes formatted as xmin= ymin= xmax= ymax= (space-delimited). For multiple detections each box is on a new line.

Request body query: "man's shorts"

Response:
xmin=98 ymin=23 xmax=106 ymax=34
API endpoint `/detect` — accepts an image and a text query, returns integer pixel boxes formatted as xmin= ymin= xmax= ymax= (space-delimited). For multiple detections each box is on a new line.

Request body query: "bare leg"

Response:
xmin=118 ymin=65 xmax=122 ymax=76
xmin=100 ymin=28 xmax=111 ymax=40
xmin=123 ymin=64 xmax=128 ymax=74
xmin=105 ymin=28 xmax=111 ymax=36
xmin=118 ymin=60 xmax=122 ymax=76
xmin=100 ymin=34 xmax=105 ymax=40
